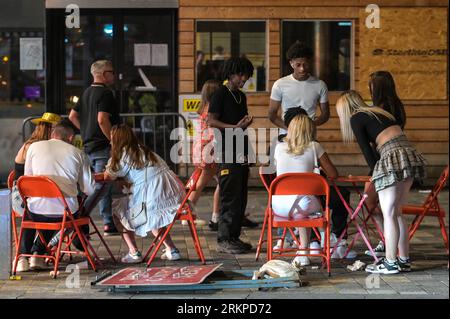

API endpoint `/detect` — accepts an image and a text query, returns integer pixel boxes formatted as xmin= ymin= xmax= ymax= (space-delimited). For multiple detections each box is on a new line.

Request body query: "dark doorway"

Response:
xmin=46 ymin=9 xmax=177 ymax=116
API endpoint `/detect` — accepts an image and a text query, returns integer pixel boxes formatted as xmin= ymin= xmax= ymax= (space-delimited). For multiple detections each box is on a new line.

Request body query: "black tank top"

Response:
xmin=14 ymin=162 xmax=25 ymax=180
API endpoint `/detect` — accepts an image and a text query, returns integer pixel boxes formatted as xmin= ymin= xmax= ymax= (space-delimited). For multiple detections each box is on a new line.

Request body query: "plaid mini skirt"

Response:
xmin=372 ymin=134 xmax=427 ymax=192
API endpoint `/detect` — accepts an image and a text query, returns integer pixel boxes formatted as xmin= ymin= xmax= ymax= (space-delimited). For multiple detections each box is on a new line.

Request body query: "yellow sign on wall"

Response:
xmin=179 ymin=94 xmax=202 ymax=141
xmin=183 ymin=99 xmax=201 ymax=113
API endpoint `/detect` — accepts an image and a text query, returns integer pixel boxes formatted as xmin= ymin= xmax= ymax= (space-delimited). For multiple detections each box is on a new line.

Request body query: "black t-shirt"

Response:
xmin=74 ymin=84 xmax=120 ymax=154
xmin=208 ymin=85 xmax=253 ymax=164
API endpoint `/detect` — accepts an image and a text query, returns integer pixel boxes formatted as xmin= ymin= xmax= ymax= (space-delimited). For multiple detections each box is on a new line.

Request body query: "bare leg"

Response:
xmin=365 ymin=182 xmax=384 ymax=234
xmin=151 ymin=229 xmax=176 ymax=251
xmin=113 ymin=214 xmax=139 ymax=254
xmin=297 ymin=227 xmax=311 ymax=250
xmin=188 ymin=167 xmax=217 ymax=205
xmin=378 ymin=179 xmax=412 ymax=261
xmin=396 ymin=178 xmax=413 ymax=258
xmin=211 ymin=184 xmax=220 ymax=222
xmin=213 ymin=184 xmax=220 ymax=215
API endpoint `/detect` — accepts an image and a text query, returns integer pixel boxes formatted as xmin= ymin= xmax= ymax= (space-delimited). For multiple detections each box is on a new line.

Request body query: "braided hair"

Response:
xmin=222 ymin=57 xmax=254 ymax=80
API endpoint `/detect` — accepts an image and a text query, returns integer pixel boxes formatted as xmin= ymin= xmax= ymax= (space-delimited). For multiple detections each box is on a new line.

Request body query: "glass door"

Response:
xmin=64 ymin=16 xmax=113 ymax=111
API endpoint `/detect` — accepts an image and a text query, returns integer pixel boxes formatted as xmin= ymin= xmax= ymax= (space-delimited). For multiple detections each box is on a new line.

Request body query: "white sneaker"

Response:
xmin=121 ymin=251 xmax=143 ymax=264
xmin=331 ymin=242 xmax=358 ymax=259
xmin=181 ymin=219 xmax=207 ymax=226
xmin=321 ymin=232 xmax=338 ymax=248
xmin=273 ymin=239 xmax=294 ymax=250
xmin=29 ymin=252 xmax=47 ymax=270
xmin=160 ymin=248 xmax=181 ymax=261
xmin=14 ymin=257 xmax=30 ymax=272
xmin=309 ymin=241 xmax=322 ymax=255
xmin=292 ymin=250 xmax=310 ymax=267
xmin=365 ymin=241 xmax=385 ymax=257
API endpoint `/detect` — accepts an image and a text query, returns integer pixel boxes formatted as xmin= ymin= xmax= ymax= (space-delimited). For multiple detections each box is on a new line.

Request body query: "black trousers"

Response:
xmin=19 ymin=212 xmax=85 ymax=255
xmin=217 ymin=163 xmax=249 ymax=242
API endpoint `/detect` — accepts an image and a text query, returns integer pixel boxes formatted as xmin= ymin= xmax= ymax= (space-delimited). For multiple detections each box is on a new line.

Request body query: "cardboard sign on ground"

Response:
xmin=98 ymin=264 xmax=222 ymax=286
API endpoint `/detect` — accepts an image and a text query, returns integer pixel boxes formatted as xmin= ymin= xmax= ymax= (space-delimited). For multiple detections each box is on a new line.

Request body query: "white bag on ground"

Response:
xmin=252 ymin=259 xmax=301 ymax=280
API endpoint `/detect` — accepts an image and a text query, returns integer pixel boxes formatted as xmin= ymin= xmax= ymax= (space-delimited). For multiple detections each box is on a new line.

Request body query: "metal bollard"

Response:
xmin=0 ymin=189 xmax=11 ymax=280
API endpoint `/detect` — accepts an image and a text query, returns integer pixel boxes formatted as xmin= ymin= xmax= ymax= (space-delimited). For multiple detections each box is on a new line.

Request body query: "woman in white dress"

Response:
xmin=105 ymin=124 xmax=186 ymax=263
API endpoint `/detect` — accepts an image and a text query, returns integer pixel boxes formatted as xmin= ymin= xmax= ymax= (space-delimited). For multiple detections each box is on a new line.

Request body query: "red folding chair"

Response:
xmin=7 ymin=170 xmax=21 ymax=248
xmin=255 ymin=167 xmax=322 ymax=261
xmin=403 ymin=165 xmax=449 ymax=254
xmin=264 ymin=172 xmax=332 ymax=276
xmin=255 ymin=167 xmax=279 ymax=260
xmin=12 ymin=176 xmax=115 ymax=278
xmin=143 ymin=168 xmax=205 ymax=266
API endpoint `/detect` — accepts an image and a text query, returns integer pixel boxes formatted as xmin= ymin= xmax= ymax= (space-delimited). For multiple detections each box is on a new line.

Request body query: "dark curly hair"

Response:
xmin=222 ymin=57 xmax=254 ymax=80
xmin=286 ymin=41 xmax=314 ymax=60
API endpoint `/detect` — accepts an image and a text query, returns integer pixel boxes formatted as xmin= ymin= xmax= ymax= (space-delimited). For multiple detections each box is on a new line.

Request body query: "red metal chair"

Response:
xmin=143 ymin=168 xmax=205 ymax=266
xmin=12 ymin=176 xmax=115 ymax=278
xmin=255 ymin=167 xmax=322 ymax=261
xmin=264 ymin=172 xmax=332 ymax=276
xmin=255 ymin=166 xmax=278 ymax=260
xmin=403 ymin=165 xmax=449 ymax=254
xmin=7 ymin=170 xmax=21 ymax=247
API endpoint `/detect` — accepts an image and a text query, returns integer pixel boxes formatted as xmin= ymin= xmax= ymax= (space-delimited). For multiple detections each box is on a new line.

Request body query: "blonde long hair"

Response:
xmin=336 ymin=90 xmax=396 ymax=143
xmin=285 ymin=113 xmax=316 ymax=155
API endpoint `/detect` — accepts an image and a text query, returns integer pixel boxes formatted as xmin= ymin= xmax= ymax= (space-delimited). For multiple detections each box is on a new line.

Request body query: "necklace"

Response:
xmin=226 ymin=85 xmax=242 ymax=104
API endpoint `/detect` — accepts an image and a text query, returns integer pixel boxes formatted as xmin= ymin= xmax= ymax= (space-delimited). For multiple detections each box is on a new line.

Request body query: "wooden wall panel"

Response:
xmin=180 ymin=0 xmax=448 ymax=7
xmin=180 ymin=7 xmax=359 ymax=19
xmin=178 ymin=2 xmax=449 ymax=184
xmin=358 ymin=8 xmax=448 ymax=100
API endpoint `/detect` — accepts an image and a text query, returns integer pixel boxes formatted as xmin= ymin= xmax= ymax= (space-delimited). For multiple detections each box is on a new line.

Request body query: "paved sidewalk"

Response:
xmin=1 ymin=189 xmax=448 ymax=299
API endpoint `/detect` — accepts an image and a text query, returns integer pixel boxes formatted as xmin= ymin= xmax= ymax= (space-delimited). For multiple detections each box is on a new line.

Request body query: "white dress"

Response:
xmin=106 ymin=152 xmax=186 ymax=237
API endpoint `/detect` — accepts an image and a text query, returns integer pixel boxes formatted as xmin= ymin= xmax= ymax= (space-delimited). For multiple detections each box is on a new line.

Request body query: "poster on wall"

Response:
xmin=151 ymin=44 xmax=169 ymax=66
xmin=20 ymin=38 xmax=43 ymax=70
xmin=134 ymin=43 xmax=151 ymax=66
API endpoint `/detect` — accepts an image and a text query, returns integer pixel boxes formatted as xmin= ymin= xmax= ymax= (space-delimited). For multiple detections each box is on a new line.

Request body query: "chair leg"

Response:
xmin=187 ymin=217 xmax=205 ymax=264
xmin=143 ymin=228 xmax=164 ymax=261
xmin=438 ymin=216 xmax=449 ymax=254
xmin=267 ymin=211 xmax=273 ymax=261
xmin=90 ymin=217 xmax=116 ymax=263
xmin=12 ymin=225 xmax=26 ymax=275
xmin=255 ymin=209 xmax=268 ymax=261
xmin=409 ymin=210 xmax=428 ymax=241
xmin=52 ymin=226 xmax=66 ymax=279
xmin=12 ymin=216 xmax=19 ymax=248
xmin=147 ymin=223 xmax=175 ymax=267
xmin=72 ymin=224 xmax=97 ymax=272
xmin=326 ymin=224 xmax=331 ymax=277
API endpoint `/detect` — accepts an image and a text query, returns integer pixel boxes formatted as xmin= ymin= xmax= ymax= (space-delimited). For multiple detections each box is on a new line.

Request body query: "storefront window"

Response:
xmin=282 ymin=21 xmax=352 ymax=91
xmin=196 ymin=21 xmax=266 ymax=92
xmin=0 ymin=30 xmax=45 ymax=118
xmin=65 ymin=16 xmax=113 ymax=111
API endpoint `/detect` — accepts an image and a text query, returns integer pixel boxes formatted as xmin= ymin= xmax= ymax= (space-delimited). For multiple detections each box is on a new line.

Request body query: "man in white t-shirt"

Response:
xmin=16 ymin=121 xmax=95 ymax=272
xmin=268 ymin=41 xmax=330 ymax=134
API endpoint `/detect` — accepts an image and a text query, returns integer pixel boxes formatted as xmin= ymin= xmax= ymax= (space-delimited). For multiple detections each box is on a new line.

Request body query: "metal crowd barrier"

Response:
xmin=22 ymin=112 xmax=189 ymax=178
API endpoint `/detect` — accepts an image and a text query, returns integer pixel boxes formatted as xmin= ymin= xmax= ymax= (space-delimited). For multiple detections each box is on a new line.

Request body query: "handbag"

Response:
xmin=124 ymin=166 xmax=148 ymax=229
xmin=312 ymin=142 xmax=321 ymax=175
xmin=11 ymin=181 xmax=25 ymax=216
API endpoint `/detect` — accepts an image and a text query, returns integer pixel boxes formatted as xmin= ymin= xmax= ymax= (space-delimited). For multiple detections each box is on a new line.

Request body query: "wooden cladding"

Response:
xmin=178 ymin=3 xmax=449 ymax=181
